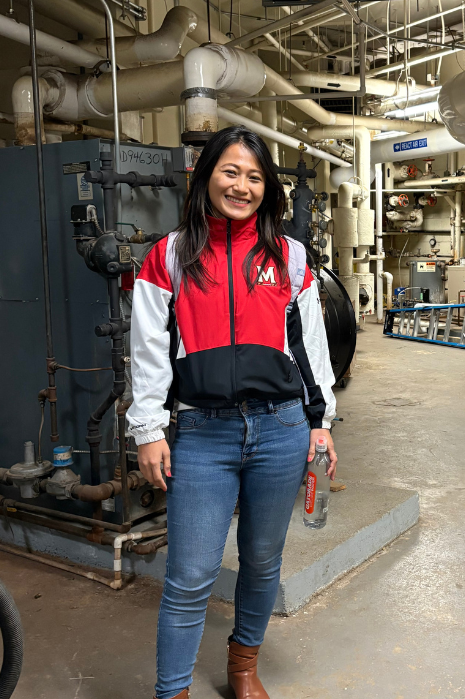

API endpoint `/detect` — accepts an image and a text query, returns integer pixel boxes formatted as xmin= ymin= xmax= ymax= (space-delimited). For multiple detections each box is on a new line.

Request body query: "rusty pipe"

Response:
xmin=69 ymin=470 xmax=145 ymax=503
xmin=0 ymin=543 xmax=119 ymax=589
xmin=128 ymin=533 xmax=167 ymax=555
xmin=0 ymin=495 xmax=131 ymax=533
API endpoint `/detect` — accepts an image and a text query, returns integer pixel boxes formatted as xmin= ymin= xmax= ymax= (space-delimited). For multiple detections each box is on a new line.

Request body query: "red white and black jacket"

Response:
xmin=127 ymin=213 xmax=336 ymax=445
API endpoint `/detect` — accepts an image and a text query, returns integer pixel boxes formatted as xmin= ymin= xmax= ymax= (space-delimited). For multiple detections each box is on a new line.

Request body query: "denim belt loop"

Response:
xmin=211 ymin=408 xmax=217 ymax=418
xmin=267 ymin=400 xmax=274 ymax=414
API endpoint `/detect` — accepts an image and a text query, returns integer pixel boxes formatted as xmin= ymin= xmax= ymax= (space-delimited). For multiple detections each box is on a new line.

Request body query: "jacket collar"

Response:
xmin=206 ymin=212 xmax=258 ymax=241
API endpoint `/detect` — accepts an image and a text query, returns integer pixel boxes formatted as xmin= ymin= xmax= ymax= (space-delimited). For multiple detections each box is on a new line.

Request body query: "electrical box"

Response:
xmin=447 ymin=265 xmax=465 ymax=303
xmin=408 ymin=260 xmax=445 ymax=304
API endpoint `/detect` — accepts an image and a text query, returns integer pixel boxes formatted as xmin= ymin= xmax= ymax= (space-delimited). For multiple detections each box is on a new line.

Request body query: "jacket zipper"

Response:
xmin=226 ymin=219 xmax=237 ymax=402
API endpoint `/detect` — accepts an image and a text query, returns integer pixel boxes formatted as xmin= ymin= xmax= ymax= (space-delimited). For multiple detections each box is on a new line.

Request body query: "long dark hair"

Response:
xmin=176 ymin=125 xmax=287 ymax=291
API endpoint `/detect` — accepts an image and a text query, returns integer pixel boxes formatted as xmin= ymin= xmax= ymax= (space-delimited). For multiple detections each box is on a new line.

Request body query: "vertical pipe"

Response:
xmin=117 ymin=409 xmax=131 ymax=524
xmin=28 ymin=0 xmax=58 ymax=442
xmin=455 ymin=190 xmax=462 ymax=261
xmin=384 ymin=161 xmax=394 ymax=191
xmin=261 ymin=89 xmax=279 ymax=164
xmin=375 ymin=163 xmax=384 ymax=323
xmin=449 ymin=153 xmax=457 ymax=258
xmin=97 ymin=0 xmax=121 ymax=229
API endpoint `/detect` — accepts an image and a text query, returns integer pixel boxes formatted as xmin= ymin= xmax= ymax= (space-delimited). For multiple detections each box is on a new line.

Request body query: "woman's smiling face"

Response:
xmin=207 ymin=142 xmax=265 ymax=220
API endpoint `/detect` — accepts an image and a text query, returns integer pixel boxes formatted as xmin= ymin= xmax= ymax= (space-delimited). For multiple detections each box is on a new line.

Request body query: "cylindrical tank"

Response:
xmin=408 ymin=261 xmax=445 ymax=303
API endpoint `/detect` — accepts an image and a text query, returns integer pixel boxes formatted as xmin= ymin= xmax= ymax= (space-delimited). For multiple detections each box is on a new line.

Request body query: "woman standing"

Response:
xmin=127 ymin=126 xmax=337 ymax=699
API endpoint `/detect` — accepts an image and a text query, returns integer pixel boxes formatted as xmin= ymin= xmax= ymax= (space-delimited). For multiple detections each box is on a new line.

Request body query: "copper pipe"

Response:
xmin=70 ymin=469 xmax=145 ymax=503
xmin=0 ymin=495 xmax=131 ymax=533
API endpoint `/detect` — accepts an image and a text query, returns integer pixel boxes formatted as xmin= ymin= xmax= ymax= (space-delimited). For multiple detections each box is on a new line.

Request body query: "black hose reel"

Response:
xmin=0 ymin=578 xmax=23 ymax=699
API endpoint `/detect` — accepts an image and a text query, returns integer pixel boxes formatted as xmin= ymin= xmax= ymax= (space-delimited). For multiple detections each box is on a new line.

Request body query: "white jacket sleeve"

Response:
xmin=126 ymin=240 xmax=173 ymax=445
xmin=296 ymin=278 xmax=337 ymax=429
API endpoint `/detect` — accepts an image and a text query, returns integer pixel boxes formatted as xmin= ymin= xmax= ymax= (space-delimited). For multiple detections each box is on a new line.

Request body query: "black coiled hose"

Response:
xmin=0 ymin=579 xmax=23 ymax=699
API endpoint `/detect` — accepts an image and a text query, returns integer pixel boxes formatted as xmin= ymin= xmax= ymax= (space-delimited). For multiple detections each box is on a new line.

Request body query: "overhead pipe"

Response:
xmin=366 ymin=46 xmax=460 ymax=77
xmin=225 ymin=0 xmax=336 ymax=48
xmin=77 ymin=6 xmax=198 ymax=66
xmin=0 ymin=14 xmax=102 ymax=68
xmin=401 ymin=175 xmax=465 ymax=188
xmin=262 ymin=66 xmax=437 ymax=133
xmin=182 ymin=45 xmax=266 ymax=138
xmin=16 ymin=0 xmax=135 ymax=38
xmin=316 ymin=5 xmax=463 ymax=66
xmin=330 ymin=127 xmax=465 ymax=188
xmin=20 ymin=56 xmax=440 ymax=139
xmin=218 ymin=107 xmax=352 ymax=167
xmin=290 ymin=70 xmax=427 ymax=99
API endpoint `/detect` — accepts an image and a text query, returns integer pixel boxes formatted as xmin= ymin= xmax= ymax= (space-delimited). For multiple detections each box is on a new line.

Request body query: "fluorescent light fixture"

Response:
xmin=372 ymin=130 xmax=409 ymax=141
xmin=385 ymin=101 xmax=438 ymax=118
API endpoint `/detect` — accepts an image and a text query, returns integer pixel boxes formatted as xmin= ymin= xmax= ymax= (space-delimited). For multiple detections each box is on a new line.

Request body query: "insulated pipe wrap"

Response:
xmin=0 ymin=579 xmax=23 ymax=699
xmin=333 ymin=208 xmax=358 ymax=247
xmin=357 ymin=209 xmax=375 ymax=246
xmin=210 ymin=45 xmax=266 ymax=98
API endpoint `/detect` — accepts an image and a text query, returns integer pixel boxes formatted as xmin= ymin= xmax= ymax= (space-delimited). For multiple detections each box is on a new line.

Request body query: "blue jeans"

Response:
xmin=155 ymin=398 xmax=310 ymax=699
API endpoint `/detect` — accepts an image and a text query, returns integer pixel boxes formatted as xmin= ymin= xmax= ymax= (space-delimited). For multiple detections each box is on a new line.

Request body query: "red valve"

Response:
xmin=427 ymin=195 xmax=438 ymax=207
xmin=406 ymin=164 xmax=418 ymax=178
xmin=398 ymin=194 xmax=409 ymax=207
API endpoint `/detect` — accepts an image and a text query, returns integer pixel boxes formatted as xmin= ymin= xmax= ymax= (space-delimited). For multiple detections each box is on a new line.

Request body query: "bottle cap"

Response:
xmin=316 ymin=437 xmax=327 ymax=452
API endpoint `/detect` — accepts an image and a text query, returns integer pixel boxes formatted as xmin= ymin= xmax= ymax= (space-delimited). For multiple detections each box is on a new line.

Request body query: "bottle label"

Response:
xmin=305 ymin=471 xmax=317 ymax=514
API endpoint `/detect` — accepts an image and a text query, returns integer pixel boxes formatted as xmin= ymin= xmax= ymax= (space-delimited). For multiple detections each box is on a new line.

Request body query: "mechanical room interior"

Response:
xmin=0 ymin=0 xmax=464 ymax=697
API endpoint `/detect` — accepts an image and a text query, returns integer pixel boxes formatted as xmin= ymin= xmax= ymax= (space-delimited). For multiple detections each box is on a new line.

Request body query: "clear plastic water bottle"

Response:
xmin=303 ymin=436 xmax=331 ymax=529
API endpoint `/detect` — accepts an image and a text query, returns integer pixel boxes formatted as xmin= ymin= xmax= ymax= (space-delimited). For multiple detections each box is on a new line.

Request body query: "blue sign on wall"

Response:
xmin=393 ymin=138 xmax=427 ymax=153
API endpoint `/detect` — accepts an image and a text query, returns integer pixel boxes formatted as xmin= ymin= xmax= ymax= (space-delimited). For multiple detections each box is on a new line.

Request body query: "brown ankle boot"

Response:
xmin=153 ymin=689 xmax=189 ymax=699
xmin=227 ymin=638 xmax=270 ymax=699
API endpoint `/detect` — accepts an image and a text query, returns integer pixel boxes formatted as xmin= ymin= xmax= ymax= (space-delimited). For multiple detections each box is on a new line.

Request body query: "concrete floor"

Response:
xmin=1 ymin=316 xmax=464 ymax=699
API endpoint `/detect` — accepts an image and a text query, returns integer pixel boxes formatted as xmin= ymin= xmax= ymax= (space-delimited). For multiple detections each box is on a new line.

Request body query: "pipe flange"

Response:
xmin=41 ymin=69 xmax=67 ymax=115
xmin=181 ymin=130 xmax=214 ymax=147
xmin=181 ymin=87 xmax=217 ymax=101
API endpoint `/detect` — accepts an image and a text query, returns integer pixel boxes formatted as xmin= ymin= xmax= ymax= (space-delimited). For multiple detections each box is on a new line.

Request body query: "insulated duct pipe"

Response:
xmin=375 ymin=164 xmax=385 ymax=323
xmin=307 ymin=126 xmax=375 ymax=313
xmin=263 ymin=66 xmax=437 ymax=134
xmin=333 ymin=183 xmax=363 ymax=320
xmin=182 ymin=45 xmax=266 ymax=137
xmin=306 ymin=126 xmax=374 ymax=281
xmin=401 ymin=175 xmax=465 ymax=187
xmin=16 ymin=0 xmax=135 ymax=38
xmin=455 ymin=191 xmax=462 ymax=261
xmin=330 ymin=127 xmax=465 ymax=188
xmin=77 ymin=6 xmax=198 ymax=66
xmin=0 ymin=14 xmax=102 ymax=68
xmin=218 ymin=107 xmax=352 ymax=167
xmin=381 ymin=272 xmax=393 ymax=311
xmin=290 ymin=70 xmax=427 ymax=99
xmin=386 ymin=208 xmax=424 ymax=229
xmin=12 ymin=74 xmax=59 ymax=145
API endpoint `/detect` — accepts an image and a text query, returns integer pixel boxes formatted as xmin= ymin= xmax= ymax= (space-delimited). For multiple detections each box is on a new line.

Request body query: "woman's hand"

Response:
xmin=138 ymin=439 xmax=171 ymax=491
xmin=308 ymin=428 xmax=337 ymax=481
